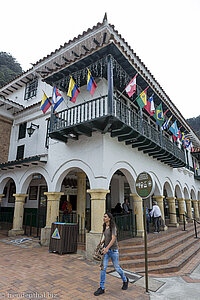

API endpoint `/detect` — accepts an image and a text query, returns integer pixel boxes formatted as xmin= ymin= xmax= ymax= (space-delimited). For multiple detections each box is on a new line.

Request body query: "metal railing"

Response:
xmin=23 ymin=212 xmax=46 ymax=238
xmin=0 ymin=211 xmax=13 ymax=230
xmin=168 ymin=212 xmax=200 ymax=238
xmin=58 ymin=212 xmax=86 ymax=244
xmin=114 ymin=212 xmax=137 ymax=241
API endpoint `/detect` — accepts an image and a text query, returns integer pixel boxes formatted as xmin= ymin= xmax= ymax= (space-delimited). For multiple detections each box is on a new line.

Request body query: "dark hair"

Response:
xmin=103 ymin=212 xmax=117 ymax=236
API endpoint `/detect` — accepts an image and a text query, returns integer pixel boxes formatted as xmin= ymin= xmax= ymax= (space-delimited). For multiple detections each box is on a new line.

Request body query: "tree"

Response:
xmin=187 ymin=116 xmax=200 ymax=138
xmin=0 ymin=52 xmax=23 ymax=87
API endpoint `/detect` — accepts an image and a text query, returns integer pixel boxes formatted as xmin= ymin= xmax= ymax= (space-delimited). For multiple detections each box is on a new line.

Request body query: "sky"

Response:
xmin=1 ymin=0 xmax=200 ymax=119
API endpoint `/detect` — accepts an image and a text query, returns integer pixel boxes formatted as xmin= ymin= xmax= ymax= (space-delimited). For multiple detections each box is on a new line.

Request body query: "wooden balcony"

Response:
xmin=49 ymin=95 xmax=186 ymax=168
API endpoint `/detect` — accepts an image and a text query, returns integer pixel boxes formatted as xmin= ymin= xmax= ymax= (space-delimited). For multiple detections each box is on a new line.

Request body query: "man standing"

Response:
xmin=150 ymin=201 xmax=161 ymax=233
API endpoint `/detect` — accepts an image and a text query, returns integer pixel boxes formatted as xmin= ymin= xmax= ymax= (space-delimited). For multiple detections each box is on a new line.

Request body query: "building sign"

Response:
xmin=136 ymin=172 xmax=155 ymax=199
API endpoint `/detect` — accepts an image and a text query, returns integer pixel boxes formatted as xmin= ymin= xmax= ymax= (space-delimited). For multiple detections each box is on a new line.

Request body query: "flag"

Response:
xmin=136 ymin=87 xmax=148 ymax=108
xmin=52 ymin=86 xmax=64 ymax=111
xmin=125 ymin=74 xmax=137 ymax=97
xmin=183 ymin=138 xmax=190 ymax=148
xmin=178 ymin=131 xmax=185 ymax=142
xmin=195 ymin=162 xmax=197 ymax=170
xmin=67 ymin=76 xmax=80 ymax=103
xmin=87 ymin=69 xmax=97 ymax=96
xmin=40 ymin=92 xmax=51 ymax=114
xmin=153 ymin=103 xmax=164 ymax=126
xmin=163 ymin=109 xmax=169 ymax=118
xmin=162 ymin=115 xmax=172 ymax=130
xmin=144 ymin=94 xmax=155 ymax=116
xmin=169 ymin=121 xmax=179 ymax=136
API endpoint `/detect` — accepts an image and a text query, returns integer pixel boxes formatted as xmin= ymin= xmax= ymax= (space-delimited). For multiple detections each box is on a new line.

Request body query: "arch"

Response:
xmin=163 ymin=180 xmax=173 ymax=197
xmin=175 ymin=182 xmax=183 ymax=199
xmin=52 ymin=159 xmax=95 ymax=192
xmin=107 ymin=161 xmax=137 ymax=192
xmin=148 ymin=171 xmax=162 ymax=195
xmin=183 ymin=186 xmax=190 ymax=199
xmin=190 ymin=188 xmax=196 ymax=200
xmin=0 ymin=173 xmax=18 ymax=193
xmin=19 ymin=166 xmax=51 ymax=193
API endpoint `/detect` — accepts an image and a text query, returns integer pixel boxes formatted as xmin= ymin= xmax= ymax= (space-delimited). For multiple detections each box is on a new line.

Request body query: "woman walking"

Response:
xmin=94 ymin=212 xmax=129 ymax=296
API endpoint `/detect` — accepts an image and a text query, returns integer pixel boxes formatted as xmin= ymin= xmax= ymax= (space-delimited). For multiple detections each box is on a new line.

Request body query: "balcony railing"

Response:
xmin=50 ymin=95 xmax=108 ymax=132
xmin=49 ymin=94 xmax=186 ymax=166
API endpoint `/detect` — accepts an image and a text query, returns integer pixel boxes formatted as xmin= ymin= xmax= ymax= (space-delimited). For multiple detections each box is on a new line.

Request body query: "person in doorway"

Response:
xmin=114 ymin=202 xmax=123 ymax=214
xmin=62 ymin=199 xmax=72 ymax=222
xmin=94 ymin=212 xmax=129 ymax=296
xmin=150 ymin=201 xmax=161 ymax=233
xmin=146 ymin=207 xmax=150 ymax=234
xmin=122 ymin=198 xmax=130 ymax=214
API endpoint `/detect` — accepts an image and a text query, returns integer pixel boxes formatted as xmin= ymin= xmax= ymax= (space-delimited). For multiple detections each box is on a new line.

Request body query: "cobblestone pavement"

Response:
xmin=0 ymin=232 xmax=149 ymax=300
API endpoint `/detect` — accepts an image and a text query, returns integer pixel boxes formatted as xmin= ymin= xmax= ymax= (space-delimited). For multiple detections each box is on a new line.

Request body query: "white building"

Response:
xmin=0 ymin=15 xmax=200 ymax=257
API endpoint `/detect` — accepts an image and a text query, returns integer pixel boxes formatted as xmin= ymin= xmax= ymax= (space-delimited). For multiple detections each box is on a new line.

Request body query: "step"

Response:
xmin=119 ymin=223 xmax=194 ymax=247
xmin=119 ymin=227 xmax=194 ymax=253
xmin=117 ymin=238 xmax=198 ymax=268
xmin=126 ymin=241 xmax=200 ymax=274
xmin=119 ymin=230 xmax=194 ymax=258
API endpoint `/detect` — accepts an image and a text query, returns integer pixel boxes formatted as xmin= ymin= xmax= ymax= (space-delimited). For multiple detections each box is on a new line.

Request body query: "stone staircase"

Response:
xmin=117 ymin=223 xmax=200 ymax=274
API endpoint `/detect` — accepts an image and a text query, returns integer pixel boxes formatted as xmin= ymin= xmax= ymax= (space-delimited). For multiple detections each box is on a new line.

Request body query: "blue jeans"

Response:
xmin=100 ymin=249 xmax=127 ymax=290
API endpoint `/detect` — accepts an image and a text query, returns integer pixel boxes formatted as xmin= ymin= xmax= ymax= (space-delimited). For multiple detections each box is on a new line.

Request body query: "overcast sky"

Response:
xmin=1 ymin=0 xmax=199 ymax=119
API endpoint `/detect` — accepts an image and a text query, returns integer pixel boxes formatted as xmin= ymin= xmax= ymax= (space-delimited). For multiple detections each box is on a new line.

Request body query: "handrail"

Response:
xmin=168 ymin=212 xmax=200 ymax=238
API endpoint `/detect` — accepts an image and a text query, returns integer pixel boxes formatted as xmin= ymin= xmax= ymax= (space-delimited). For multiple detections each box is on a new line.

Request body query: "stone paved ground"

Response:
xmin=0 ymin=231 xmax=149 ymax=300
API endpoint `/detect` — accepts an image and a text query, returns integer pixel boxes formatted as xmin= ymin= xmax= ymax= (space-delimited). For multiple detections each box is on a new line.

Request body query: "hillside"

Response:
xmin=0 ymin=52 xmax=23 ymax=88
xmin=187 ymin=116 xmax=200 ymax=138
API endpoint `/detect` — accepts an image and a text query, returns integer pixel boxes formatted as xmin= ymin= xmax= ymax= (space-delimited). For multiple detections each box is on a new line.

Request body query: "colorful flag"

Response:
xmin=40 ymin=92 xmax=51 ymax=114
xmin=162 ymin=115 xmax=172 ymax=130
xmin=144 ymin=94 xmax=155 ymax=116
xmin=169 ymin=121 xmax=179 ymax=136
xmin=195 ymin=161 xmax=197 ymax=170
xmin=136 ymin=87 xmax=148 ymax=108
xmin=183 ymin=137 xmax=190 ymax=148
xmin=52 ymin=86 xmax=64 ymax=111
xmin=163 ymin=109 xmax=169 ymax=118
xmin=153 ymin=103 xmax=164 ymax=126
xmin=178 ymin=131 xmax=185 ymax=142
xmin=67 ymin=76 xmax=80 ymax=103
xmin=125 ymin=74 xmax=137 ymax=97
xmin=87 ymin=69 xmax=97 ymax=96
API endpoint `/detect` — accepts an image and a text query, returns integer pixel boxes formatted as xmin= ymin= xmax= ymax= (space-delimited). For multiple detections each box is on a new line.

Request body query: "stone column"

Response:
xmin=185 ymin=199 xmax=193 ymax=222
xmin=40 ymin=192 xmax=64 ymax=246
xmin=166 ymin=197 xmax=179 ymax=227
xmin=176 ymin=198 xmax=186 ymax=224
xmin=198 ymin=201 xmax=200 ymax=215
xmin=192 ymin=200 xmax=199 ymax=220
xmin=86 ymin=189 xmax=109 ymax=259
xmin=0 ymin=194 xmax=4 ymax=230
xmin=77 ymin=172 xmax=86 ymax=232
xmin=130 ymin=193 xmax=144 ymax=237
xmin=8 ymin=194 xmax=28 ymax=236
xmin=153 ymin=195 xmax=168 ymax=230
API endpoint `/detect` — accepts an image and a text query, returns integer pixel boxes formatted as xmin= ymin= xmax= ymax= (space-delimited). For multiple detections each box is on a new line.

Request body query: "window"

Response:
xmin=24 ymin=78 xmax=38 ymax=100
xmin=18 ymin=122 xmax=27 ymax=139
xmin=16 ymin=145 xmax=25 ymax=160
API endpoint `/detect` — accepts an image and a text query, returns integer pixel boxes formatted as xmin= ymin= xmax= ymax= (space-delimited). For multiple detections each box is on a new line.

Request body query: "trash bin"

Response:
xmin=49 ymin=222 xmax=78 ymax=254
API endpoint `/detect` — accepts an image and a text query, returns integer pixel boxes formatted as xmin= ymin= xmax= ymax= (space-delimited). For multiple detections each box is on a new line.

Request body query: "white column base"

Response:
xmin=168 ymin=223 xmax=179 ymax=228
xmin=86 ymin=232 xmax=102 ymax=260
xmin=8 ymin=229 xmax=24 ymax=237
xmin=40 ymin=227 xmax=51 ymax=246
